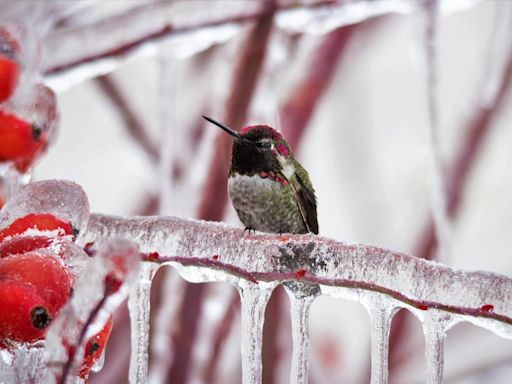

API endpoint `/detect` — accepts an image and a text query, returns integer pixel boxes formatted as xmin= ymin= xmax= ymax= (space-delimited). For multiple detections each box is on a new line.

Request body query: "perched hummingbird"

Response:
xmin=203 ymin=116 xmax=318 ymax=235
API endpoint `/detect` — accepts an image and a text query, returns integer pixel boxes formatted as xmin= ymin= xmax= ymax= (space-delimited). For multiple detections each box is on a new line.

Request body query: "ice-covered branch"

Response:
xmin=40 ymin=1 xmax=327 ymax=85
xmin=82 ymin=214 xmax=512 ymax=336
xmin=41 ymin=0 xmax=429 ymax=89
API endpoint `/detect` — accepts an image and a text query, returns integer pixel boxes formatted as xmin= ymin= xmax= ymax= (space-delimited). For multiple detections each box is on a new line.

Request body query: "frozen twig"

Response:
xmin=41 ymin=1 xmax=351 ymax=79
xmin=82 ymin=214 xmax=512 ymax=333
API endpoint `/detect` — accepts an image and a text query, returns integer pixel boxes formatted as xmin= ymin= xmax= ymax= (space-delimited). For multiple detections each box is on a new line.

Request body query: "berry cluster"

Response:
xmin=0 ymin=212 xmax=110 ymax=379
xmin=0 ymin=27 xmax=55 ymax=173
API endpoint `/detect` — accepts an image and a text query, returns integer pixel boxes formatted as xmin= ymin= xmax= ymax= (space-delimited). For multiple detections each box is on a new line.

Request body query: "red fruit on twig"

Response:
xmin=0 ymin=279 xmax=52 ymax=342
xmin=0 ymin=253 xmax=72 ymax=314
xmin=0 ymin=213 xmax=74 ymax=242
xmin=0 ymin=111 xmax=46 ymax=172
xmin=79 ymin=317 xmax=113 ymax=379
xmin=0 ymin=236 xmax=53 ymax=259
xmin=0 ymin=57 xmax=18 ymax=102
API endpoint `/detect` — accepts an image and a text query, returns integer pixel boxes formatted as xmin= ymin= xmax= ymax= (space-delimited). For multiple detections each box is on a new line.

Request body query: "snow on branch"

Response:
xmin=41 ymin=0 xmax=416 ymax=89
xmin=82 ymin=214 xmax=512 ymax=337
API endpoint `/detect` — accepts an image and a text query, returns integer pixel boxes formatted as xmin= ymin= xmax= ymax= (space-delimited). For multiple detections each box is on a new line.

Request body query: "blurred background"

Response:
xmin=3 ymin=0 xmax=512 ymax=382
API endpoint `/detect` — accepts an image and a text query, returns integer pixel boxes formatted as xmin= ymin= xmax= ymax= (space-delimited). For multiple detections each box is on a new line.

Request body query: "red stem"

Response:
xmin=281 ymin=24 xmax=358 ymax=151
xmin=141 ymin=254 xmax=512 ymax=326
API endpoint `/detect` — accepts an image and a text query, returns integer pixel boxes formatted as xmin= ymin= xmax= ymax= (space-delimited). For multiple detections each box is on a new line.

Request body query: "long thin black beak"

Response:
xmin=202 ymin=115 xmax=248 ymax=141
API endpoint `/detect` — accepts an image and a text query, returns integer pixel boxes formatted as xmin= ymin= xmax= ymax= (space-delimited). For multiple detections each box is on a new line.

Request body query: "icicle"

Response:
xmin=0 ymin=164 xmax=30 ymax=202
xmin=238 ymin=281 xmax=276 ymax=384
xmin=147 ymin=268 xmax=184 ymax=384
xmin=12 ymin=346 xmax=46 ymax=384
xmin=285 ymin=290 xmax=316 ymax=384
xmin=363 ymin=295 xmax=398 ymax=384
xmin=424 ymin=0 xmax=451 ymax=262
xmin=128 ymin=262 xmax=159 ymax=384
xmin=421 ymin=310 xmax=455 ymax=384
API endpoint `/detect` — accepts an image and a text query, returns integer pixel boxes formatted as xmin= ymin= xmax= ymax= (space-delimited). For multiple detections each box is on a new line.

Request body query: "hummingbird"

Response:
xmin=203 ymin=116 xmax=318 ymax=235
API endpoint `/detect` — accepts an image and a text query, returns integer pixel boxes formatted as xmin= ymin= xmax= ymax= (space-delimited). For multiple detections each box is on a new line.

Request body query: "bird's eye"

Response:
xmin=256 ymin=142 xmax=272 ymax=149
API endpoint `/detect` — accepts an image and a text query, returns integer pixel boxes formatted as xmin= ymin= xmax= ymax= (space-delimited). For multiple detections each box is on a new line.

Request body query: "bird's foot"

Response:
xmin=243 ymin=227 xmax=256 ymax=235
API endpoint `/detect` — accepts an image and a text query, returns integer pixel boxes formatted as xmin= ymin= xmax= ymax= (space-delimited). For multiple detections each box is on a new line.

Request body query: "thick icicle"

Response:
xmin=128 ymin=262 xmax=159 ymax=384
xmin=238 ymin=281 xmax=276 ymax=384
xmin=286 ymin=290 xmax=316 ymax=384
xmin=147 ymin=268 xmax=184 ymax=384
xmin=421 ymin=310 xmax=456 ymax=384
xmin=363 ymin=295 xmax=399 ymax=384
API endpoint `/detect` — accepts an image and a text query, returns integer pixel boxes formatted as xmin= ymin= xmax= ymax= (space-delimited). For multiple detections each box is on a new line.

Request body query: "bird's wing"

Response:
xmin=287 ymin=168 xmax=319 ymax=234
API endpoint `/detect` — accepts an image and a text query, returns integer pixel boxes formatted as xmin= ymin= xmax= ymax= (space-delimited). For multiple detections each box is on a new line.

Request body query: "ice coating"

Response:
xmin=44 ymin=238 xmax=140 ymax=383
xmin=238 ymin=281 xmax=276 ymax=384
xmin=0 ymin=24 xmax=58 ymax=175
xmin=0 ymin=164 xmax=30 ymax=202
xmin=286 ymin=289 xmax=315 ymax=384
xmin=362 ymin=294 xmax=400 ymax=384
xmin=82 ymin=214 xmax=512 ymax=335
xmin=41 ymin=0 xmax=483 ymax=89
xmin=9 ymin=84 xmax=59 ymax=145
xmin=420 ymin=310 xmax=457 ymax=384
xmin=128 ymin=262 xmax=159 ymax=384
xmin=42 ymin=1 xmax=256 ymax=90
xmin=147 ymin=268 xmax=184 ymax=384
xmin=0 ymin=180 xmax=90 ymax=238
xmin=79 ymin=214 xmax=512 ymax=381
xmin=15 ymin=348 xmax=46 ymax=383
xmin=0 ymin=345 xmax=46 ymax=384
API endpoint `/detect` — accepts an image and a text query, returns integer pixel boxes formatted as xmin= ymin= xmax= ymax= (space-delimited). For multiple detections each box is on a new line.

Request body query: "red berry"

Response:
xmin=0 ymin=111 xmax=46 ymax=172
xmin=0 ymin=213 xmax=73 ymax=242
xmin=0 ymin=253 xmax=71 ymax=314
xmin=417 ymin=303 xmax=428 ymax=311
xmin=0 ymin=279 xmax=52 ymax=342
xmin=294 ymin=269 xmax=307 ymax=279
xmin=0 ymin=58 xmax=18 ymax=102
xmin=0 ymin=236 xmax=53 ymax=258
xmin=481 ymin=304 xmax=494 ymax=312
xmin=83 ymin=242 xmax=96 ymax=257
xmin=79 ymin=317 xmax=113 ymax=379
